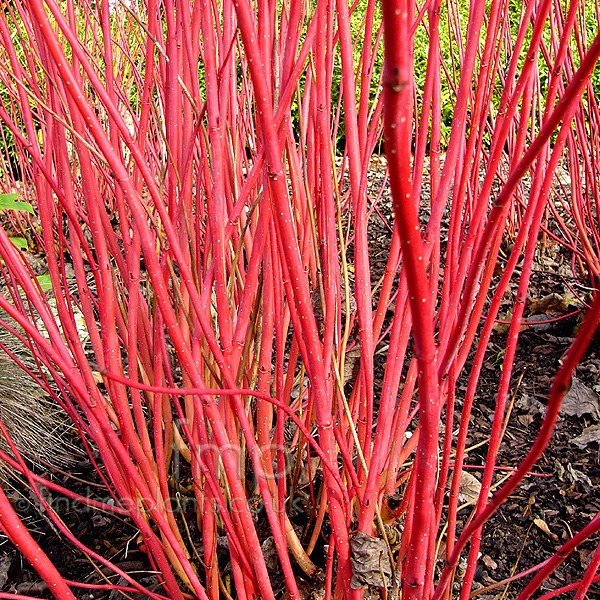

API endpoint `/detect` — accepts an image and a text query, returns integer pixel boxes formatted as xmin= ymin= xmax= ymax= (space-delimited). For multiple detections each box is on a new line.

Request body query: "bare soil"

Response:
xmin=1 ymin=160 xmax=600 ymax=599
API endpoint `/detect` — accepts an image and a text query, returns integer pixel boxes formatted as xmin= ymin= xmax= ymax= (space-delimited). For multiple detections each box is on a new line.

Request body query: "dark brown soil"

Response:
xmin=1 ymin=159 xmax=599 ymax=599
xmin=363 ymin=157 xmax=600 ymax=598
xmin=460 ymin=322 xmax=600 ymax=599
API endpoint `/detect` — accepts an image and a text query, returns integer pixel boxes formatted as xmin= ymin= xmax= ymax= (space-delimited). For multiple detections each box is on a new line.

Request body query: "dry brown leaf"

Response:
xmin=516 ymin=393 xmax=546 ymax=416
xmin=350 ymin=532 xmax=392 ymax=589
xmin=565 ymin=463 xmax=593 ymax=492
xmin=570 ymin=425 xmax=600 ymax=449
xmin=344 ymin=345 xmax=362 ymax=387
xmin=492 ymin=318 xmax=510 ymax=335
xmin=560 ymin=377 xmax=600 ymax=421
xmin=522 ymin=313 xmax=553 ymax=331
xmin=533 ymin=518 xmax=559 ymax=542
xmin=458 ymin=470 xmax=482 ymax=504
xmin=528 ymin=293 xmax=569 ymax=314
xmin=0 ymin=554 xmax=11 ymax=589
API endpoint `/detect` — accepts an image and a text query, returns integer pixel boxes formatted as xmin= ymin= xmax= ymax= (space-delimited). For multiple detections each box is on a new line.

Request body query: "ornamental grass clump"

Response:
xmin=0 ymin=1 xmax=599 ymax=599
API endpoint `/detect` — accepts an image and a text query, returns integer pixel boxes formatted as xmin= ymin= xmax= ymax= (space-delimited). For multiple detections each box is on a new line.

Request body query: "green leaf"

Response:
xmin=35 ymin=274 xmax=53 ymax=291
xmin=0 ymin=193 xmax=19 ymax=202
xmin=0 ymin=193 xmax=34 ymax=214
xmin=9 ymin=237 xmax=28 ymax=250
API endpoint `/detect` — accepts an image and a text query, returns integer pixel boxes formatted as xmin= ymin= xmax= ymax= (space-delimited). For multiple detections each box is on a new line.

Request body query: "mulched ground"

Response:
xmin=1 ymin=159 xmax=600 ymax=599
xmin=460 ymin=320 xmax=600 ymax=599
xmin=363 ymin=156 xmax=600 ymax=598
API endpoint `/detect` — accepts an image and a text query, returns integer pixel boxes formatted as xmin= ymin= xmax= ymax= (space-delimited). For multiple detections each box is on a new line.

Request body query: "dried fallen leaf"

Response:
xmin=565 ymin=463 xmax=593 ymax=493
xmin=518 ymin=413 xmax=535 ymax=426
xmin=458 ymin=470 xmax=482 ymax=504
xmin=522 ymin=313 xmax=553 ymax=331
xmin=554 ymin=459 xmax=565 ymax=480
xmin=0 ymin=553 xmax=11 ymax=589
xmin=560 ymin=377 xmax=600 ymax=421
xmin=17 ymin=582 xmax=49 ymax=596
xmin=298 ymin=456 xmax=321 ymax=486
xmin=261 ymin=536 xmax=279 ymax=572
xmin=533 ymin=518 xmax=559 ymax=542
xmin=555 ymin=459 xmax=593 ymax=491
xmin=482 ymin=554 xmax=498 ymax=570
xmin=570 ymin=425 xmax=600 ymax=449
xmin=528 ymin=293 xmax=569 ymax=314
xmin=579 ymin=547 xmax=594 ymax=569
xmin=350 ymin=531 xmax=392 ymax=589
xmin=492 ymin=318 xmax=510 ymax=335
xmin=516 ymin=393 xmax=546 ymax=416
xmin=344 ymin=345 xmax=362 ymax=387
